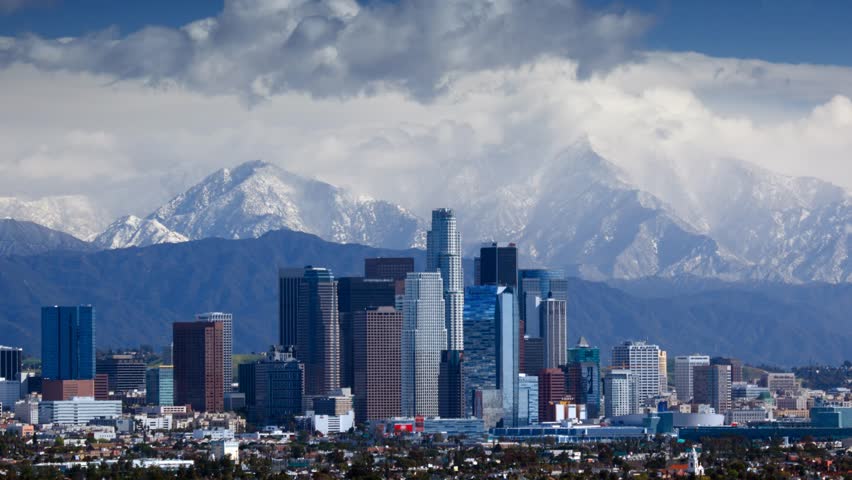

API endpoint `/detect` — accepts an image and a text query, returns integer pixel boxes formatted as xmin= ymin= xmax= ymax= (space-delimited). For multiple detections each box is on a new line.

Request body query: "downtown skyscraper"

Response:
xmin=478 ymin=242 xmax=518 ymax=288
xmin=612 ymin=340 xmax=662 ymax=406
xmin=279 ymin=266 xmax=340 ymax=397
xmin=173 ymin=320 xmax=224 ymax=412
xmin=426 ymin=208 xmax=464 ymax=350
xmin=496 ymin=287 xmax=520 ymax=426
xmin=566 ymin=337 xmax=601 ymax=418
xmin=426 ymin=208 xmax=465 ymax=417
xmin=401 ymin=272 xmax=447 ymax=418
xmin=195 ymin=312 xmax=234 ymax=394
xmin=675 ymin=355 xmax=711 ymax=403
xmin=41 ymin=306 xmax=96 ymax=381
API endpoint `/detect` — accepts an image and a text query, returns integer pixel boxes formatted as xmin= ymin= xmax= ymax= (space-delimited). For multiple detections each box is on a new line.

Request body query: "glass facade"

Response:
xmin=496 ymin=288 xmax=519 ymax=427
xmin=462 ymin=286 xmax=498 ymax=417
xmin=0 ymin=346 xmax=22 ymax=382
xmin=479 ymin=243 xmax=518 ymax=287
xmin=518 ymin=374 xmax=539 ymax=425
xmin=41 ymin=306 xmax=95 ymax=380
xmin=146 ymin=365 xmax=174 ymax=406
xmin=517 ymin=269 xmax=567 ymax=337
xmin=567 ymin=341 xmax=601 ymax=418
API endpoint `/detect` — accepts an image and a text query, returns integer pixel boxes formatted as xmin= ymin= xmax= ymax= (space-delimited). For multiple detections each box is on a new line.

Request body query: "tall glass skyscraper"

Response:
xmin=300 ymin=267 xmax=340 ymax=396
xmin=401 ymin=272 xmax=446 ymax=417
xmin=462 ymin=286 xmax=499 ymax=417
xmin=566 ymin=337 xmax=601 ymax=418
xmin=426 ymin=208 xmax=463 ymax=351
xmin=496 ymin=288 xmax=520 ymax=427
xmin=280 ymin=266 xmax=340 ymax=396
xmin=541 ymin=295 xmax=567 ymax=369
xmin=41 ymin=306 xmax=95 ymax=380
xmin=427 ymin=208 xmax=465 ymax=418
xmin=517 ymin=269 xmax=567 ymax=338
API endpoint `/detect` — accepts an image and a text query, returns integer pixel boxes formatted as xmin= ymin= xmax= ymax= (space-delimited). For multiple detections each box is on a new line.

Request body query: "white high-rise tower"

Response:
xmin=426 ymin=208 xmax=464 ymax=351
xmin=401 ymin=272 xmax=447 ymax=417
xmin=612 ymin=340 xmax=661 ymax=406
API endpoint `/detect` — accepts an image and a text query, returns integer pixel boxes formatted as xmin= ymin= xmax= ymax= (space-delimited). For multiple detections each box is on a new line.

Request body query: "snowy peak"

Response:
xmin=93 ymin=215 xmax=189 ymax=249
xmin=459 ymin=143 xmax=746 ymax=280
xmin=622 ymin=156 xmax=851 ymax=283
xmin=102 ymin=160 xmax=425 ymax=250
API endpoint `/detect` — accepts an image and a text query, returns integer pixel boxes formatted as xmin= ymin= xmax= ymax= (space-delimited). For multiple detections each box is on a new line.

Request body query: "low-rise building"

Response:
xmin=726 ymin=408 xmax=771 ymax=424
xmin=38 ymin=397 xmax=122 ymax=425
xmin=312 ymin=410 xmax=355 ymax=435
xmin=192 ymin=427 xmax=234 ymax=441
xmin=14 ymin=397 xmax=39 ymax=424
xmin=211 ymin=439 xmax=239 ymax=462
xmin=0 ymin=377 xmax=22 ymax=410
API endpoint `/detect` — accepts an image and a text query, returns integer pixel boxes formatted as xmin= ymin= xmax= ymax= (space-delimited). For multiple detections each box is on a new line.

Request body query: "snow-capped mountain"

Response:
xmin=458 ymin=145 xmax=748 ymax=280
xmin=0 ymin=195 xmax=109 ymax=240
xmin=0 ymin=219 xmax=94 ymax=256
xmin=96 ymin=161 xmax=425 ymax=250
xmin=87 ymin=150 xmax=849 ymax=283
xmin=93 ymin=215 xmax=189 ymax=249
xmin=623 ymin=157 xmax=851 ymax=283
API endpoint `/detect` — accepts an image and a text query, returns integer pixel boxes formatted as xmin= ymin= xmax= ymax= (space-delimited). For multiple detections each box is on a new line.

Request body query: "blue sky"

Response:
xmin=2 ymin=0 xmax=852 ymax=67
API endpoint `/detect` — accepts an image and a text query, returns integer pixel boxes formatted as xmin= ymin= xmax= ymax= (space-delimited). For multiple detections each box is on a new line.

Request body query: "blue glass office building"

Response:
xmin=462 ymin=286 xmax=498 ymax=417
xmin=517 ymin=269 xmax=567 ymax=337
xmin=41 ymin=306 xmax=95 ymax=380
xmin=146 ymin=365 xmax=174 ymax=406
xmin=496 ymin=288 xmax=520 ymax=427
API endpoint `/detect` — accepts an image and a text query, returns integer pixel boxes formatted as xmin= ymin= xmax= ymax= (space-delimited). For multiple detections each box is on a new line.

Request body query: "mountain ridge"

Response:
xmin=0 ymin=229 xmax=847 ymax=366
xmin=0 ymin=219 xmax=94 ymax=256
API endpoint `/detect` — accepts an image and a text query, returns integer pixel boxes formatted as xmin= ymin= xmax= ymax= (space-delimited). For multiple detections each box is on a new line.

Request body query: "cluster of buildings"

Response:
xmin=1 ymin=207 xmax=850 ymax=451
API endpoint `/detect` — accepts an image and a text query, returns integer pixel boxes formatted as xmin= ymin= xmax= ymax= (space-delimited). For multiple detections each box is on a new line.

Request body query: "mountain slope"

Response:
xmin=459 ymin=146 xmax=748 ymax=280
xmin=624 ymin=157 xmax=851 ymax=283
xmin=93 ymin=215 xmax=188 ymax=249
xmin=0 ymin=195 xmax=109 ymax=240
xmin=0 ymin=219 xmax=94 ymax=256
xmin=99 ymin=160 xmax=426 ymax=250
xmin=0 ymin=230 xmax=847 ymax=365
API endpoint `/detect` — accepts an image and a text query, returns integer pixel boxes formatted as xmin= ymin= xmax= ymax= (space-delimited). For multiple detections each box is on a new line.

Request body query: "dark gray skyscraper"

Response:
xmin=279 ymin=268 xmax=303 ymax=348
xmin=479 ymin=242 xmax=518 ymax=288
xmin=0 ymin=346 xmax=22 ymax=382
xmin=279 ymin=266 xmax=341 ymax=396
xmin=240 ymin=346 xmax=304 ymax=424
xmin=298 ymin=267 xmax=340 ymax=396
xmin=364 ymin=257 xmax=415 ymax=282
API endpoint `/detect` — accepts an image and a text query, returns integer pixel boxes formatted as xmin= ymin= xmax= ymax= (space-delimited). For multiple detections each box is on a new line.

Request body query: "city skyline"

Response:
xmin=0 ymin=3 xmax=850 ymax=475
